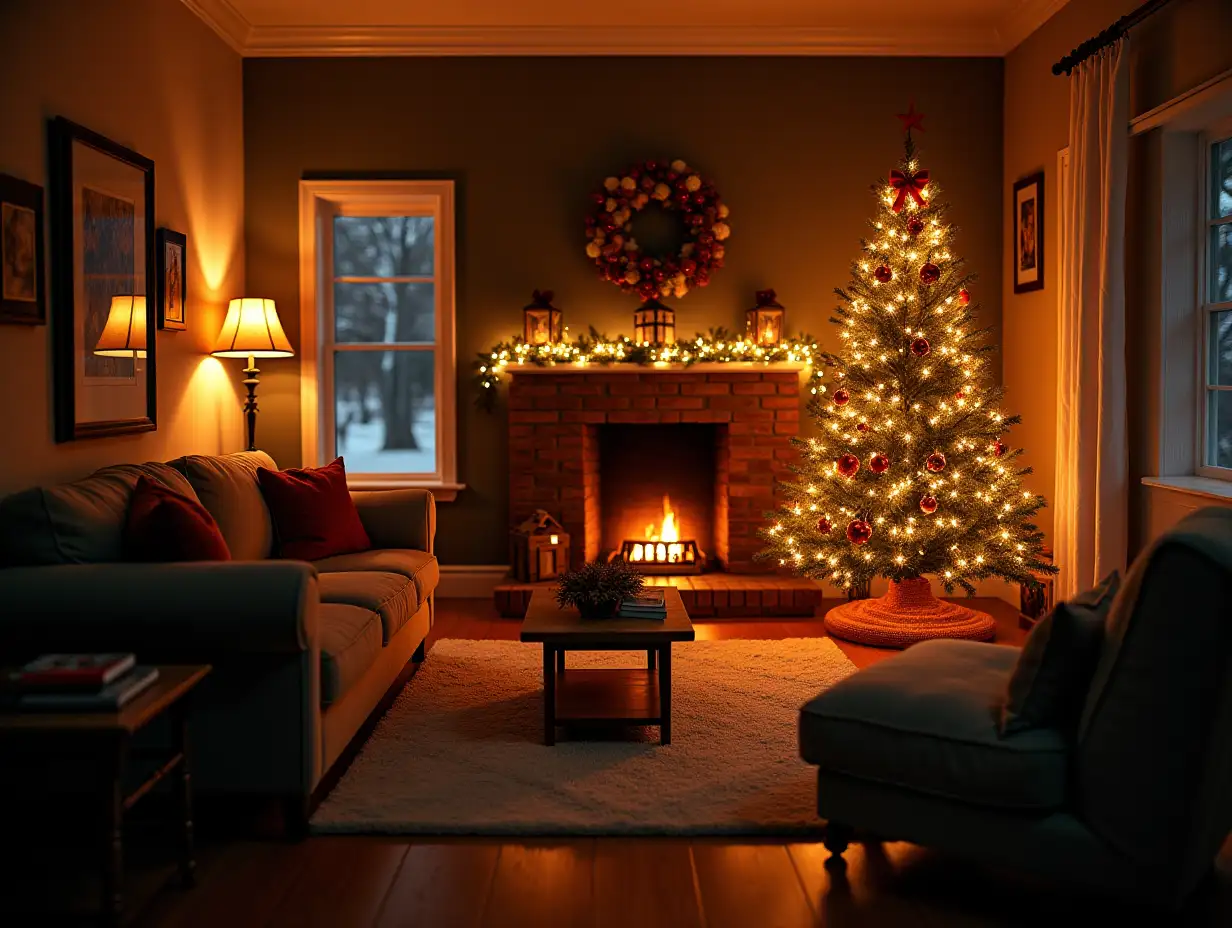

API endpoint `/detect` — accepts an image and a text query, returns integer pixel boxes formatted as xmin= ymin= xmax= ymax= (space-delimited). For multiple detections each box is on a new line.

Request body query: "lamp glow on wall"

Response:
xmin=94 ymin=295 xmax=148 ymax=358
xmin=211 ymin=298 xmax=293 ymax=452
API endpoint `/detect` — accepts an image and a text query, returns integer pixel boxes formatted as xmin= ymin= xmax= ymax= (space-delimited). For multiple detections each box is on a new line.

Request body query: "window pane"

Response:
xmin=1212 ymin=138 xmax=1232 ymax=219
xmin=1211 ymin=224 xmax=1232 ymax=303
xmin=334 ymin=282 xmax=434 ymax=344
xmin=1208 ymin=389 xmax=1232 ymax=469
xmin=1210 ymin=311 xmax=1232 ymax=386
xmin=333 ymin=216 xmax=434 ymax=278
xmin=335 ymin=350 xmax=436 ymax=475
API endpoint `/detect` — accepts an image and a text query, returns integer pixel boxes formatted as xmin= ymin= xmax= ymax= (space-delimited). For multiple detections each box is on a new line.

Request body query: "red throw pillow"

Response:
xmin=256 ymin=457 xmax=371 ymax=561
xmin=125 ymin=476 xmax=232 ymax=562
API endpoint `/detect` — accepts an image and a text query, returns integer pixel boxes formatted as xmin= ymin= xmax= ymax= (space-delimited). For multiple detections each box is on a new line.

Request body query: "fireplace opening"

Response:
xmin=598 ymin=424 xmax=718 ymax=574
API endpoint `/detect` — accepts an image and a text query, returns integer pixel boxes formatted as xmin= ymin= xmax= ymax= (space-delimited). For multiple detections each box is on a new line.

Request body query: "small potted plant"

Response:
xmin=555 ymin=560 xmax=645 ymax=619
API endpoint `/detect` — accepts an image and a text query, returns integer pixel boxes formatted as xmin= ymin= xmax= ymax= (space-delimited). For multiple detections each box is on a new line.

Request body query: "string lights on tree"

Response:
xmin=758 ymin=109 xmax=1056 ymax=648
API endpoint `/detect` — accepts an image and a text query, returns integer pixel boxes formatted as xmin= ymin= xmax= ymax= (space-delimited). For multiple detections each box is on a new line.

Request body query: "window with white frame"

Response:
xmin=299 ymin=181 xmax=460 ymax=496
xmin=1201 ymin=133 xmax=1232 ymax=475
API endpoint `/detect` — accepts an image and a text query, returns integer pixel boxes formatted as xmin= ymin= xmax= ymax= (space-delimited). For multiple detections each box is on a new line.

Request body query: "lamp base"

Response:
xmin=242 ymin=355 xmax=260 ymax=452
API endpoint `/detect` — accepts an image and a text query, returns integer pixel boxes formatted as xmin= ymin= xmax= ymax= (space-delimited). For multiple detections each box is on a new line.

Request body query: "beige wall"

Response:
xmin=244 ymin=56 xmax=1004 ymax=564
xmin=1003 ymin=0 xmax=1232 ymax=554
xmin=0 ymin=0 xmax=246 ymax=497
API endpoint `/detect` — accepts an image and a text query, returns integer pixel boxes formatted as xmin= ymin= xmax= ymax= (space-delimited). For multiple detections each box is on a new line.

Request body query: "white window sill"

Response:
xmin=1141 ymin=475 xmax=1232 ymax=503
xmin=348 ymin=480 xmax=466 ymax=501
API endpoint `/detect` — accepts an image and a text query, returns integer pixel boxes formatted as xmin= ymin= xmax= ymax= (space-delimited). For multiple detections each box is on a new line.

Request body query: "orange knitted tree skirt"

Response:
xmin=823 ymin=577 xmax=995 ymax=649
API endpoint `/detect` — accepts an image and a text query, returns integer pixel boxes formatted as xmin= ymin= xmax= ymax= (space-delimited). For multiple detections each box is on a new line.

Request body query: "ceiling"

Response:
xmin=181 ymin=0 xmax=1070 ymax=57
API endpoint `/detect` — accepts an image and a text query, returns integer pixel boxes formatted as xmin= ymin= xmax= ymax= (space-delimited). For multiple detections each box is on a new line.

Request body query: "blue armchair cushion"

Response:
xmin=800 ymin=639 xmax=1069 ymax=811
xmin=999 ymin=571 xmax=1120 ymax=736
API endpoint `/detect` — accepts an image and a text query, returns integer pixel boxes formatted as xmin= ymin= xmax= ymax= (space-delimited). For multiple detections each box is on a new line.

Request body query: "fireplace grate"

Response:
xmin=613 ymin=539 xmax=705 ymax=575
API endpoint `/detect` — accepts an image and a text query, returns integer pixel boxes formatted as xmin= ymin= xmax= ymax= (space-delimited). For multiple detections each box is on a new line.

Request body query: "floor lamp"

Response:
xmin=212 ymin=298 xmax=294 ymax=452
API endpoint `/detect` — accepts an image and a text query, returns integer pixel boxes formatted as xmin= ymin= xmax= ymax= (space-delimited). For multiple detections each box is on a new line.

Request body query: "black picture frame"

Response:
xmin=1012 ymin=171 xmax=1045 ymax=294
xmin=156 ymin=227 xmax=187 ymax=331
xmin=0 ymin=173 xmax=46 ymax=325
xmin=49 ymin=116 xmax=157 ymax=442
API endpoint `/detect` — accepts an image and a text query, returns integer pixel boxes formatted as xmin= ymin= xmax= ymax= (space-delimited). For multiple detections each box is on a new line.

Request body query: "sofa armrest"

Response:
xmin=0 ymin=562 xmax=318 ymax=656
xmin=350 ymin=488 xmax=436 ymax=554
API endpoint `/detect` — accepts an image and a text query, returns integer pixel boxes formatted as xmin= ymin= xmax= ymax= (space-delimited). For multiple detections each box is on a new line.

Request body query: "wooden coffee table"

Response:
xmin=519 ymin=588 xmax=694 ymax=745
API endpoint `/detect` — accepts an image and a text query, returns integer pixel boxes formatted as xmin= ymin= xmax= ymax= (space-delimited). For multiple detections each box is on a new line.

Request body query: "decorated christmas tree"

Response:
xmin=760 ymin=108 xmax=1054 ymax=647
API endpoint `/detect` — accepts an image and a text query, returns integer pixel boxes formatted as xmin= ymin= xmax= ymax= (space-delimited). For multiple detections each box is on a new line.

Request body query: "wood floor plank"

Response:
xmin=788 ymin=840 xmax=931 ymax=927
xmin=266 ymin=837 xmax=409 ymax=928
xmin=691 ymin=843 xmax=815 ymax=928
xmin=593 ymin=839 xmax=703 ymax=928
xmin=480 ymin=840 xmax=596 ymax=928
xmin=376 ymin=842 xmax=500 ymax=928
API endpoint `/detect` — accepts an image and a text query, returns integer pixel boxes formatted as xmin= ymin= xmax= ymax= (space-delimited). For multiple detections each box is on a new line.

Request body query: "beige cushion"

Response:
xmin=313 ymin=549 xmax=439 ymax=608
xmin=319 ymin=603 xmax=384 ymax=708
xmin=169 ymin=451 xmax=276 ymax=561
xmin=318 ymin=570 xmax=417 ymax=643
xmin=0 ymin=462 xmax=197 ymax=566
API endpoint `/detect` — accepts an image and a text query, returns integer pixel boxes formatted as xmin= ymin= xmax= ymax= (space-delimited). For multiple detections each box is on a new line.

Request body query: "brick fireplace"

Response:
xmin=507 ymin=365 xmax=805 ymax=574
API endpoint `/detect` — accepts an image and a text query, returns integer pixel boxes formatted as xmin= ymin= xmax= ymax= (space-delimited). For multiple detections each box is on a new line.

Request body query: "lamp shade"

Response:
xmin=212 ymin=298 xmax=294 ymax=358
xmin=94 ymin=295 xmax=148 ymax=357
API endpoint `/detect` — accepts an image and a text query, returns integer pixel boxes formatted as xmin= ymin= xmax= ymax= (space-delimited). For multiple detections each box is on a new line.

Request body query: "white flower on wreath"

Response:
xmin=586 ymin=241 xmax=602 ymax=259
xmin=633 ymin=194 xmax=649 ymax=209
xmin=604 ymin=177 xmax=620 ymax=191
xmin=620 ymin=177 xmax=637 ymax=191
xmin=717 ymin=203 xmax=729 ymax=219
xmin=712 ymin=222 xmax=730 ymax=241
xmin=652 ymin=183 xmax=670 ymax=201
xmin=659 ymin=281 xmax=673 ymax=297
xmin=605 ymin=198 xmax=618 ymax=212
xmin=625 ymin=269 xmax=641 ymax=284
xmin=685 ymin=175 xmax=702 ymax=192
xmin=671 ymin=159 xmax=688 ymax=173
xmin=713 ymin=245 xmax=725 ymax=260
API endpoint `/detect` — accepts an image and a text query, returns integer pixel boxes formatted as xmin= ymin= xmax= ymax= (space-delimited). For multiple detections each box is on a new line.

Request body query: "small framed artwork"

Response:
xmin=0 ymin=173 xmax=45 ymax=325
xmin=48 ymin=116 xmax=157 ymax=442
xmin=156 ymin=227 xmax=186 ymax=330
xmin=1013 ymin=171 xmax=1045 ymax=294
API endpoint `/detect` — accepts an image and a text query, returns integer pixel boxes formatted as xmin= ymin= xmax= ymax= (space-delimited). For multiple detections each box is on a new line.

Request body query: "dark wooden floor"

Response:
xmin=117 ymin=599 xmax=1232 ymax=925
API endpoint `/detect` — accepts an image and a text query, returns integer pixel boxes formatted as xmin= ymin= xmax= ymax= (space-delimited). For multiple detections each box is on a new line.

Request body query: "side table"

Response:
xmin=0 ymin=664 xmax=211 ymax=926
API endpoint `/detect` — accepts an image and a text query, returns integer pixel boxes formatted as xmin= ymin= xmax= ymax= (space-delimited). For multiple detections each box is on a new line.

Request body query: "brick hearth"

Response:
xmin=508 ymin=364 xmax=805 ymax=574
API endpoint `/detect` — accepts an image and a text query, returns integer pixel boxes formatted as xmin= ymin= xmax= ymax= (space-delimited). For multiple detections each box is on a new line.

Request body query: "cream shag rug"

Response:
xmin=311 ymin=637 xmax=856 ymax=836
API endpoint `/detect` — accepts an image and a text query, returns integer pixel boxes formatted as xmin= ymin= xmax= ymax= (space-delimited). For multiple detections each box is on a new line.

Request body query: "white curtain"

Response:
xmin=1054 ymin=41 xmax=1130 ymax=599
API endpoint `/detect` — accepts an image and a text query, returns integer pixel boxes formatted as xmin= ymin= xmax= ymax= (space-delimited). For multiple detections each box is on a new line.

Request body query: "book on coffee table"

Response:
xmin=618 ymin=589 xmax=667 ymax=619
xmin=18 ymin=666 xmax=160 ymax=711
xmin=11 ymin=653 xmax=136 ymax=689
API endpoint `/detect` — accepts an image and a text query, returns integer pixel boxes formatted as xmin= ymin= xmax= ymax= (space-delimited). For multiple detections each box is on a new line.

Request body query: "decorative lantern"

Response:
xmin=633 ymin=296 xmax=675 ymax=346
xmin=746 ymin=289 xmax=785 ymax=346
xmin=522 ymin=289 xmax=563 ymax=345
xmin=1019 ymin=545 xmax=1054 ymax=628
xmin=510 ymin=509 xmax=571 ymax=582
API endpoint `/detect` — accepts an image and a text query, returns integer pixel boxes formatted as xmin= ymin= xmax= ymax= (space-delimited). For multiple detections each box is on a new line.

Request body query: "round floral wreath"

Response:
xmin=584 ymin=158 xmax=730 ymax=300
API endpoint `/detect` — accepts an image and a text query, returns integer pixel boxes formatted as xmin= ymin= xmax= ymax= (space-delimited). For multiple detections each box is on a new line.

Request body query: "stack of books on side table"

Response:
xmin=7 ymin=654 xmax=159 ymax=710
xmin=618 ymin=589 xmax=668 ymax=620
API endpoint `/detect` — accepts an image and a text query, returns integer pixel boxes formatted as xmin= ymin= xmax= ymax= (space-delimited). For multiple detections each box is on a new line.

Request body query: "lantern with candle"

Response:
xmin=522 ymin=289 xmax=563 ymax=345
xmin=510 ymin=509 xmax=571 ymax=582
xmin=633 ymin=296 xmax=675 ymax=346
xmin=746 ymin=289 xmax=785 ymax=347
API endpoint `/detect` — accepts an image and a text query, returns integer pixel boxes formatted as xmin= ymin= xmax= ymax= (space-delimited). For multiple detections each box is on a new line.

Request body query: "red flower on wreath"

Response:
xmin=585 ymin=159 xmax=729 ymax=299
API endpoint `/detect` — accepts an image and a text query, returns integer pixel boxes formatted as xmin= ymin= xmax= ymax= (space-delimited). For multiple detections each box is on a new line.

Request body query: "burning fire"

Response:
xmin=630 ymin=496 xmax=691 ymax=564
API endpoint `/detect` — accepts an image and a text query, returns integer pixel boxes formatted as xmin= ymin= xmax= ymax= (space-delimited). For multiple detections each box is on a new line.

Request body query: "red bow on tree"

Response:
xmin=888 ymin=168 xmax=930 ymax=213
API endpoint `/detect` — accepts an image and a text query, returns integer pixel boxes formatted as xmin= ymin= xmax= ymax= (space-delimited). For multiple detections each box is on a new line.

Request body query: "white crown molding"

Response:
xmin=242 ymin=24 xmax=1004 ymax=58
xmin=179 ymin=0 xmax=251 ymax=53
xmin=181 ymin=1 xmax=1066 ymax=58
xmin=996 ymin=0 xmax=1071 ymax=55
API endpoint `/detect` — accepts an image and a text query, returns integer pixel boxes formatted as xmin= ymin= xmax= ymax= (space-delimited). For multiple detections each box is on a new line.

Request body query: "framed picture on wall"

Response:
xmin=156 ymin=227 xmax=186 ymax=331
xmin=48 ymin=116 xmax=157 ymax=442
xmin=0 ymin=173 xmax=45 ymax=325
xmin=1013 ymin=171 xmax=1045 ymax=294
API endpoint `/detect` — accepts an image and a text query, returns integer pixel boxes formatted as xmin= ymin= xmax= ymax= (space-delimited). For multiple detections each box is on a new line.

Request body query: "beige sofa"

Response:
xmin=0 ymin=451 xmax=438 ymax=826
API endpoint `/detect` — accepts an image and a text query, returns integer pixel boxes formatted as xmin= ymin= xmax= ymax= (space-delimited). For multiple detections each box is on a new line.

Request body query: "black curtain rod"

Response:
xmin=1051 ymin=0 xmax=1177 ymax=76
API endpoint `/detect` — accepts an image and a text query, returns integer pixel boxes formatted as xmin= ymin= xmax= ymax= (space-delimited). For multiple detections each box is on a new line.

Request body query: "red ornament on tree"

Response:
xmin=837 ymin=454 xmax=861 ymax=478
xmin=846 ymin=519 xmax=873 ymax=546
xmin=991 ymin=439 xmax=1006 ymax=458
xmin=910 ymin=337 xmax=931 ymax=357
xmin=906 ymin=217 xmax=925 ymax=235
xmin=856 ymin=421 xmax=871 ymax=433
xmin=954 ymin=390 xmax=965 ymax=400
xmin=958 ymin=288 xmax=971 ymax=305
xmin=873 ymin=265 xmax=893 ymax=284
xmin=919 ymin=494 xmax=938 ymax=514
xmin=833 ymin=388 xmax=851 ymax=406
xmin=926 ymin=452 xmax=947 ymax=473
xmin=919 ymin=262 xmax=941 ymax=284
xmin=817 ymin=516 xmax=832 ymax=534
xmin=869 ymin=453 xmax=890 ymax=474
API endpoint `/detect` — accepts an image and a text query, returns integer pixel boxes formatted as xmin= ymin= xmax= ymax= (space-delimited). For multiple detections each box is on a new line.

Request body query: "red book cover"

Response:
xmin=14 ymin=653 xmax=136 ymax=688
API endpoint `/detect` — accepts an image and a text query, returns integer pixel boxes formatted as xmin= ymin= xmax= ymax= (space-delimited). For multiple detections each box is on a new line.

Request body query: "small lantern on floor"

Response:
xmin=1020 ymin=546 xmax=1055 ymax=627
xmin=511 ymin=509 xmax=571 ymax=582
xmin=523 ymin=289 xmax=563 ymax=345
xmin=746 ymin=289 xmax=785 ymax=346
xmin=633 ymin=296 xmax=675 ymax=346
